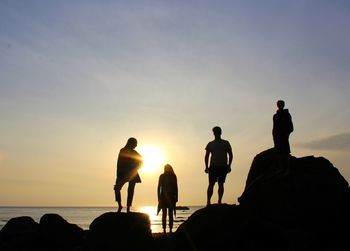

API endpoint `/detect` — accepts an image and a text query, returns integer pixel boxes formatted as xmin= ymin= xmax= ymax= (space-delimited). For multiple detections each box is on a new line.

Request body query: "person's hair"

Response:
xmin=126 ymin=137 xmax=137 ymax=148
xmin=212 ymin=126 xmax=222 ymax=135
xmin=164 ymin=164 xmax=175 ymax=174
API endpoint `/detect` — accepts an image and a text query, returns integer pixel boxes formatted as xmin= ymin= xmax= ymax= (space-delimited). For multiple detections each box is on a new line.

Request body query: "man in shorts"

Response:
xmin=204 ymin=126 xmax=233 ymax=206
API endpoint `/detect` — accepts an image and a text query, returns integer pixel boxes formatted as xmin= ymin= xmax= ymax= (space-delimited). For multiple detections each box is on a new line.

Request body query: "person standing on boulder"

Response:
xmin=114 ymin=137 xmax=143 ymax=213
xmin=157 ymin=164 xmax=178 ymax=234
xmin=272 ymin=100 xmax=294 ymax=154
xmin=205 ymin=126 xmax=233 ymax=206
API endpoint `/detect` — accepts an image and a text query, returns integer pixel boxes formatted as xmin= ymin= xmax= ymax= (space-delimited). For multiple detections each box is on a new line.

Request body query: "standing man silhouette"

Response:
xmin=272 ymin=100 xmax=294 ymax=154
xmin=114 ymin=137 xmax=143 ymax=213
xmin=205 ymin=126 xmax=233 ymax=206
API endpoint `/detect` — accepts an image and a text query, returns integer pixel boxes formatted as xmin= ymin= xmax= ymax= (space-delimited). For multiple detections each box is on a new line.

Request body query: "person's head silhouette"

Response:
xmin=126 ymin=137 xmax=137 ymax=149
xmin=164 ymin=164 xmax=174 ymax=174
xmin=277 ymin=100 xmax=285 ymax=110
xmin=212 ymin=126 xmax=222 ymax=138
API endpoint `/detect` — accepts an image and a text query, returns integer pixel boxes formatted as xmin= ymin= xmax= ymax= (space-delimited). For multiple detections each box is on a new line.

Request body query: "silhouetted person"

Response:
xmin=157 ymin=164 xmax=178 ymax=234
xmin=205 ymin=126 xmax=233 ymax=206
xmin=114 ymin=137 xmax=143 ymax=213
xmin=273 ymin=100 xmax=294 ymax=154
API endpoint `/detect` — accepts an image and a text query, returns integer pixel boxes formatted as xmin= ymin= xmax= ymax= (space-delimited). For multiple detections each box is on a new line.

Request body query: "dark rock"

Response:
xmin=39 ymin=213 xmax=85 ymax=250
xmin=174 ymin=204 xmax=236 ymax=251
xmin=87 ymin=211 xmax=152 ymax=251
xmin=0 ymin=216 xmax=39 ymax=251
xmin=174 ymin=149 xmax=350 ymax=251
xmin=239 ymin=148 xmax=350 ymax=230
xmin=152 ymin=233 xmax=177 ymax=251
xmin=174 ymin=204 xmax=289 ymax=251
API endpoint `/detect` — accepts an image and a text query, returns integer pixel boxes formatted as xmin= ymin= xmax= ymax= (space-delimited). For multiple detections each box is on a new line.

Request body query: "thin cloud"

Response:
xmin=299 ymin=132 xmax=350 ymax=150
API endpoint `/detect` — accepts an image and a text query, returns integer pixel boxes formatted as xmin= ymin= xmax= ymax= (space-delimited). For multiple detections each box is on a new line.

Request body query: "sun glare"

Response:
xmin=139 ymin=206 xmax=157 ymax=220
xmin=138 ymin=145 xmax=165 ymax=174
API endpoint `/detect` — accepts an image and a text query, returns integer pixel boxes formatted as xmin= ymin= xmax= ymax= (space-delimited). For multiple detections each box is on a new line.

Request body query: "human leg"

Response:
xmin=274 ymin=134 xmax=291 ymax=154
xmin=168 ymin=208 xmax=174 ymax=233
xmin=218 ymin=182 xmax=224 ymax=204
xmin=116 ymin=191 xmax=122 ymax=212
xmin=207 ymin=182 xmax=215 ymax=206
xmin=284 ymin=134 xmax=291 ymax=154
xmin=127 ymin=181 xmax=136 ymax=212
xmin=217 ymin=166 xmax=227 ymax=204
xmin=114 ymin=179 xmax=125 ymax=212
xmin=162 ymin=208 xmax=167 ymax=234
xmin=207 ymin=167 xmax=216 ymax=206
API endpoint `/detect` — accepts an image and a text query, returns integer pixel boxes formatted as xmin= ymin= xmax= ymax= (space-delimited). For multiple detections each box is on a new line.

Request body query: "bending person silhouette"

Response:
xmin=157 ymin=164 xmax=178 ymax=234
xmin=114 ymin=137 xmax=143 ymax=212
xmin=205 ymin=126 xmax=233 ymax=206
xmin=272 ymin=100 xmax=294 ymax=154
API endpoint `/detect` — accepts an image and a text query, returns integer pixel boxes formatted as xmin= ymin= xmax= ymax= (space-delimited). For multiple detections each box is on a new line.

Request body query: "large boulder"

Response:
xmin=239 ymin=148 xmax=350 ymax=229
xmin=39 ymin=213 xmax=85 ymax=250
xmin=174 ymin=149 xmax=350 ymax=251
xmin=0 ymin=216 xmax=39 ymax=251
xmin=87 ymin=212 xmax=152 ymax=251
xmin=174 ymin=204 xmax=289 ymax=251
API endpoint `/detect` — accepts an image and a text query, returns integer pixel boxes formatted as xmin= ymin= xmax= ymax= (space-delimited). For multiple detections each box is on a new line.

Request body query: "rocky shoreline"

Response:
xmin=1 ymin=148 xmax=349 ymax=251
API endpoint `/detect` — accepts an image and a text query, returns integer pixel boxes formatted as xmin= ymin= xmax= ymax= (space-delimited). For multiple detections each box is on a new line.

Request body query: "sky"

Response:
xmin=0 ymin=0 xmax=349 ymax=207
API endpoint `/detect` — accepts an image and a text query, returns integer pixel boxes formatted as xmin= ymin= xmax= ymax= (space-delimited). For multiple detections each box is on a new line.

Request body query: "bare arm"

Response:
xmin=228 ymin=148 xmax=233 ymax=166
xmin=204 ymin=150 xmax=210 ymax=173
xmin=227 ymin=149 xmax=233 ymax=173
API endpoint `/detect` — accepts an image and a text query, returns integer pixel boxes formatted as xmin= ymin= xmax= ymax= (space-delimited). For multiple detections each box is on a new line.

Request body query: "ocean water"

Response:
xmin=0 ymin=206 xmax=204 ymax=234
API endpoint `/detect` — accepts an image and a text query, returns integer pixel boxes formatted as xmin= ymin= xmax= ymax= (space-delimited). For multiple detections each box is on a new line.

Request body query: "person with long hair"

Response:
xmin=157 ymin=164 xmax=178 ymax=234
xmin=114 ymin=137 xmax=143 ymax=213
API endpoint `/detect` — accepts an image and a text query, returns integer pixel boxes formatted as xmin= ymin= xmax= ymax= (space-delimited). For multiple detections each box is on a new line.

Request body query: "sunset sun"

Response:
xmin=138 ymin=145 xmax=165 ymax=174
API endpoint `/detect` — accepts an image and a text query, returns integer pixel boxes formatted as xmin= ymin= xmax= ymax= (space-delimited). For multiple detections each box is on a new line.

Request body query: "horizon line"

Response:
xmin=0 ymin=204 xmax=205 ymax=208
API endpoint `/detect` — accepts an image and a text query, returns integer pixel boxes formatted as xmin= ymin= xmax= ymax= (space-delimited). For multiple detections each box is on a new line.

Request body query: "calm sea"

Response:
xmin=0 ymin=206 xmax=204 ymax=234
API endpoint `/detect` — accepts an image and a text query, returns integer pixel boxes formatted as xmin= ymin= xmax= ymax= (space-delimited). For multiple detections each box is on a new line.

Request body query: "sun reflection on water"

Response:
xmin=139 ymin=206 xmax=158 ymax=221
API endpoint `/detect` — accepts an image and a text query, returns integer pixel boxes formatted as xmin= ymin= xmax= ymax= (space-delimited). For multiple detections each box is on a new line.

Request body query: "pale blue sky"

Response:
xmin=0 ymin=0 xmax=349 ymax=206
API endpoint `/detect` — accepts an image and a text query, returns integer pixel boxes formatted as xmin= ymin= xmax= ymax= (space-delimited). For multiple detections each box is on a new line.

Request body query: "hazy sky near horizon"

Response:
xmin=1 ymin=0 xmax=350 ymax=207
